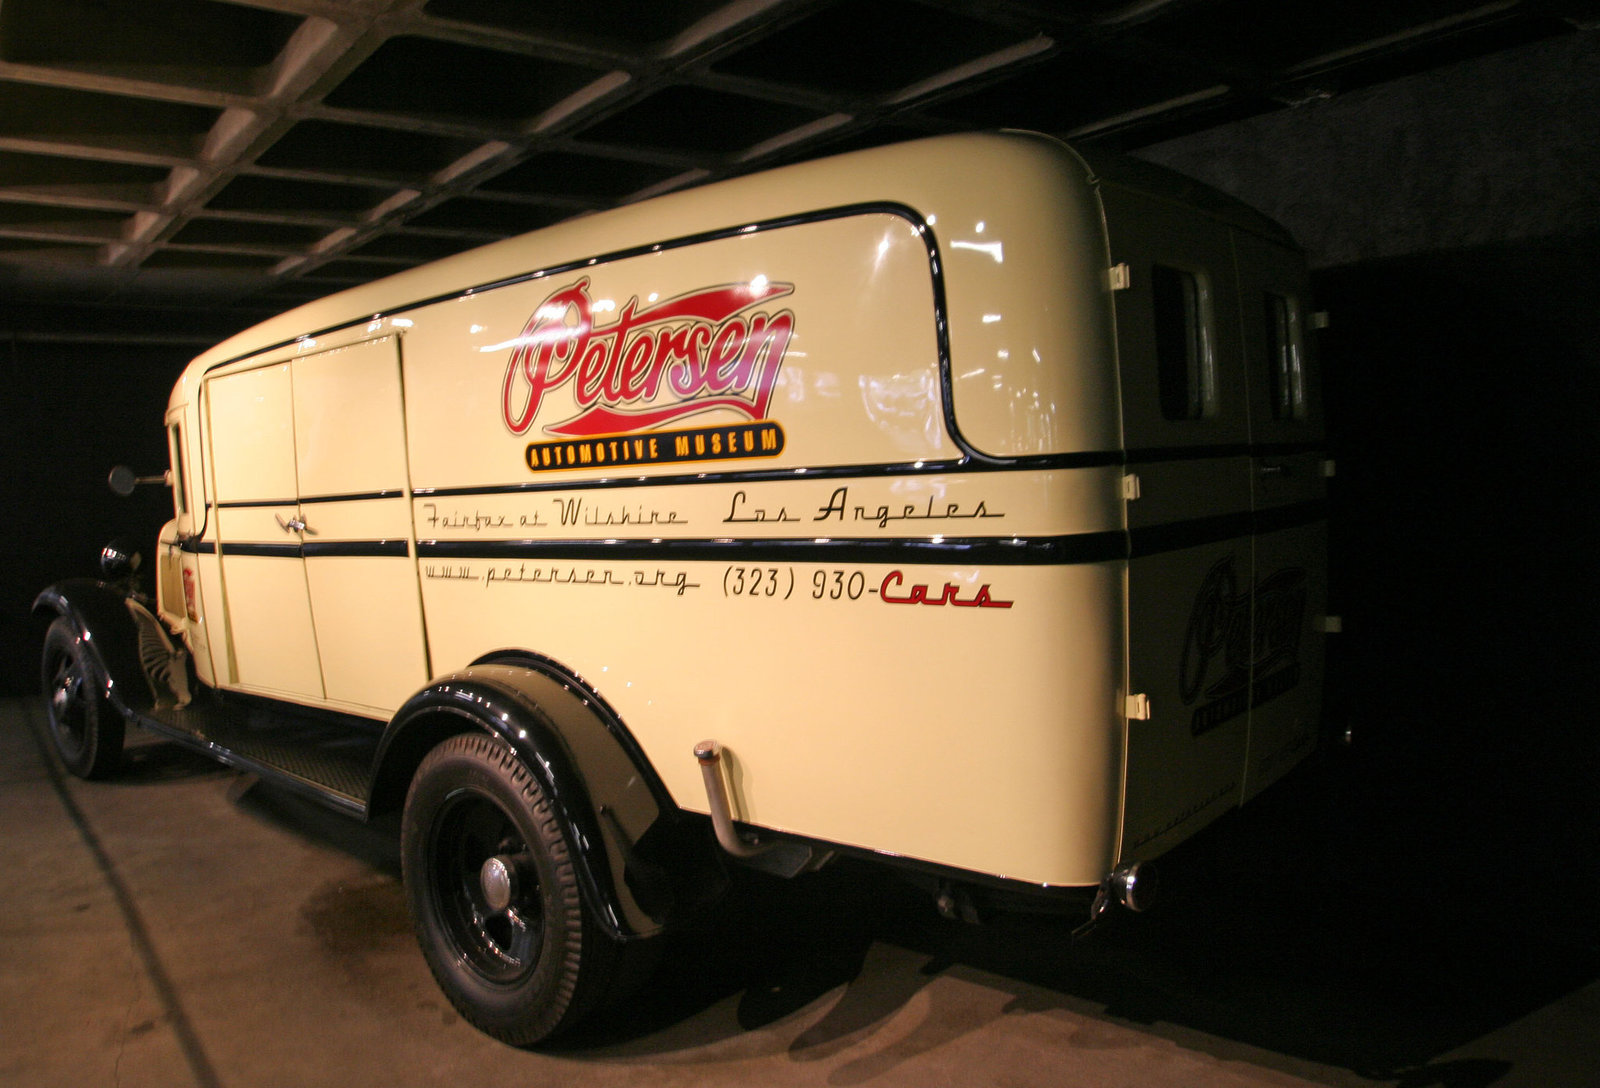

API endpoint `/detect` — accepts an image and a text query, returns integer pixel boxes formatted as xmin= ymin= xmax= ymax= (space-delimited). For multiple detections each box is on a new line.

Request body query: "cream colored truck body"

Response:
xmin=151 ymin=131 xmax=1326 ymax=891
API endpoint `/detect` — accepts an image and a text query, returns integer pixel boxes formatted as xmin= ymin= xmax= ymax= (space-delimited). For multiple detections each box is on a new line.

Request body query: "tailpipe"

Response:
xmin=693 ymin=740 xmax=832 ymax=877
xmin=1090 ymin=861 xmax=1157 ymax=921
xmin=694 ymin=740 xmax=778 ymax=860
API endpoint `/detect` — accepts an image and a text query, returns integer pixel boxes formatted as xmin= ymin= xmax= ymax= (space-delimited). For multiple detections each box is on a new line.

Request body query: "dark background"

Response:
xmin=1 ymin=7 xmax=1595 ymax=1082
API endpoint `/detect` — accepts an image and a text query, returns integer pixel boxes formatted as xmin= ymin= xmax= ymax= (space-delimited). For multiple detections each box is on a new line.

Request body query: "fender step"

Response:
xmin=137 ymin=687 xmax=378 ymax=816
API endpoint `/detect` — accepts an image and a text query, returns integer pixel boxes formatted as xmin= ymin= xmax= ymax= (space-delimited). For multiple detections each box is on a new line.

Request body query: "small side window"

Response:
xmin=168 ymin=423 xmax=188 ymax=516
xmin=1152 ymin=264 xmax=1216 ymax=420
xmin=1264 ymin=291 xmax=1307 ymax=420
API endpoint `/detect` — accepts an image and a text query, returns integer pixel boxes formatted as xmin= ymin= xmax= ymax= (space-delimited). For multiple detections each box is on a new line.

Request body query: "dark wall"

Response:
xmin=1 ymin=340 xmax=184 ymax=694
xmin=1136 ymin=31 xmax=1599 ymax=924
xmin=1134 ymin=29 xmax=1599 ymax=739
xmin=1312 ymin=244 xmax=1595 ymax=828
xmin=1133 ymin=33 xmax=1600 ymax=269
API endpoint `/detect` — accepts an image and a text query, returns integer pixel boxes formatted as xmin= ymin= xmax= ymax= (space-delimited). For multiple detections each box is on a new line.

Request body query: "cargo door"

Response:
xmin=206 ymin=362 xmax=324 ymax=700
xmin=1103 ymin=184 xmax=1254 ymax=861
xmin=290 ymin=336 xmax=428 ymax=712
xmin=1234 ymin=230 xmax=1328 ymax=800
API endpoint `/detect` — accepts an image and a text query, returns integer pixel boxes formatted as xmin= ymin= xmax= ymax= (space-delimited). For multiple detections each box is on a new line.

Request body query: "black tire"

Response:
xmin=401 ymin=732 xmax=617 ymax=1045
xmin=40 ymin=616 xmax=124 ymax=780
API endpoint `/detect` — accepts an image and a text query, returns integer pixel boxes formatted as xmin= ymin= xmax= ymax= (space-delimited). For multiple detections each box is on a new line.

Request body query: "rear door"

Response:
xmin=1103 ymin=184 xmax=1255 ymax=861
xmin=1233 ymin=230 xmax=1328 ymax=799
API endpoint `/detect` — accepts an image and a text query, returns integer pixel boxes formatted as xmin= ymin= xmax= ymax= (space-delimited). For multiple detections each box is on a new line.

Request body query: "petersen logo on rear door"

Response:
xmin=1180 ymin=556 xmax=1308 ymax=737
xmin=502 ymin=277 xmax=793 ymax=472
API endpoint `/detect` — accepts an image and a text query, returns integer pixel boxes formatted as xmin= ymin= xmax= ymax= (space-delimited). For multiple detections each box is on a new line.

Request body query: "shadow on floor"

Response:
xmin=111 ymin=730 xmax=232 ymax=785
xmin=207 ymin=681 xmax=1595 ymax=1083
xmin=551 ymin=736 xmax=1596 ymax=1083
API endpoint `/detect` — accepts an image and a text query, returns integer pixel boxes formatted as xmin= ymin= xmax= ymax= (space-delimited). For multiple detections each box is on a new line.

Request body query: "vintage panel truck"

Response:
xmin=36 ymin=130 xmax=1328 ymax=1044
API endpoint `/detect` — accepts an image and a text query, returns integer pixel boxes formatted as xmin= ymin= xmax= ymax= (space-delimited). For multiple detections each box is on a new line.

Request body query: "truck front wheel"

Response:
xmin=40 ymin=617 xmax=124 ymax=780
xmin=401 ymin=732 xmax=616 ymax=1045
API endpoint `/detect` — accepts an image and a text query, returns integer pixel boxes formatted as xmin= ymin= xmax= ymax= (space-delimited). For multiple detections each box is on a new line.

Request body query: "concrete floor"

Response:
xmin=2 ymin=695 xmax=1594 ymax=1088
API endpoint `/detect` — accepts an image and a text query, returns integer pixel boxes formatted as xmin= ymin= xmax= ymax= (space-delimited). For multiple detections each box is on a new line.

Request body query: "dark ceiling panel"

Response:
xmin=928 ymin=45 xmax=1221 ymax=133
xmin=779 ymin=121 xmax=933 ymax=161
xmin=0 ymin=237 xmax=102 ymax=259
xmin=255 ymin=120 xmax=482 ymax=183
xmin=481 ymin=149 xmax=681 ymax=200
xmin=0 ymin=150 xmax=169 ymax=202
xmin=166 ymin=219 xmax=331 ymax=248
xmin=322 ymin=35 xmax=607 ymax=123
xmin=141 ymin=249 xmax=283 ymax=271
xmin=311 ymin=256 xmax=423 ymax=279
xmin=347 ymin=232 xmax=481 ymax=261
xmin=205 ymin=176 xmax=395 ymax=218
xmin=0 ymin=0 xmax=301 ymax=69
xmin=711 ymin=0 xmax=1034 ymax=97
xmin=0 ymin=82 xmax=220 ymax=156
xmin=422 ymin=0 xmax=730 ymax=48
xmin=0 ymin=201 xmax=126 ymax=237
xmin=0 ymin=0 xmax=1586 ymax=338
xmin=1131 ymin=0 xmax=1514 ymax=74
xmin=1288 ymin=14 xmax=1578 ymax=92
xmin=405 ymin=197 xmax=569 ymax=234
xmin=578 ymin=85 xmax=826 ymax=155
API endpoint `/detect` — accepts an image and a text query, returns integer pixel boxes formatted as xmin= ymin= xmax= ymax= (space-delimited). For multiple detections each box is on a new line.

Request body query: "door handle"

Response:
xmin=275 ymin=513 xmax=312 ymax=534
xmin=1258 ymin=463 xmax=1290 ymax=478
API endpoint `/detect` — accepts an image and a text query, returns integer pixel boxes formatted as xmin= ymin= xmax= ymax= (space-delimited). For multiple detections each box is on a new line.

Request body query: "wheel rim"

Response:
xmin=47 ymin=651 xmax=90 ymax=761
xmin=427 ymin=789 xmax=544 ymax=985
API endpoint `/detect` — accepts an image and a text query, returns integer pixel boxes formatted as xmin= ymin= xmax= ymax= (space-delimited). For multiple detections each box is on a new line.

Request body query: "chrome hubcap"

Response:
xmin=429 ymin=795 xmax=544 ymax=983
xmin=480 ymin=855 xmax=515 ymax=914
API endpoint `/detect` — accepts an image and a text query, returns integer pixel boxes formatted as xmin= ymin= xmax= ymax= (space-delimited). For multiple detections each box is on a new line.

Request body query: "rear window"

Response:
xmin=1264 ymin=291 xmax=1307 ymax=420
xmin=1152 ymin=264 xmax=1215 ymax=420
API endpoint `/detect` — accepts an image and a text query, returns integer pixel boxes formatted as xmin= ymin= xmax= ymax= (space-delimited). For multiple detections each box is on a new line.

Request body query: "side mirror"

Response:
xmin=108 ymin=465 xmax=168 ymax=497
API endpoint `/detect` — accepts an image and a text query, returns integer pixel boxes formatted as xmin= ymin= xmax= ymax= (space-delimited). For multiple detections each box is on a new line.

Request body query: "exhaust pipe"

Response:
xmin=694 ymin=740 xmax=780 ymax=861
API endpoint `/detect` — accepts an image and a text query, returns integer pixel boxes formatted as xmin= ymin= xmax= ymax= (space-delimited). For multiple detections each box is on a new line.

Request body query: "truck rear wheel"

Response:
xmin=401 ymin=732 xmax=617 ymax=1045
xmin=40 ymin=617 xmax=124 ymax=780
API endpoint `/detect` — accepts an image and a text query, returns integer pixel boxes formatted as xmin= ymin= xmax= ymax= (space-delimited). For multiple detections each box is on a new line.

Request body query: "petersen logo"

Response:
xmin=502 ymin=276 xmax=794 ymax=472
xmin=1179 ymin=555 xmax=1308 ymax=737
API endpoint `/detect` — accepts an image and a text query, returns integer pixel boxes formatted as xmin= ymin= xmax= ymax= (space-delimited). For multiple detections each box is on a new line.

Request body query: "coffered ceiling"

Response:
xmin=0 ymin=0 xmax=1594 ymax=342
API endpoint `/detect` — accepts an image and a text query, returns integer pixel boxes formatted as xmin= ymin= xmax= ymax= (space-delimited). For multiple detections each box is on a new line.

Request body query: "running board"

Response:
xmin=134 ymin=688 xmax=379 ymax=817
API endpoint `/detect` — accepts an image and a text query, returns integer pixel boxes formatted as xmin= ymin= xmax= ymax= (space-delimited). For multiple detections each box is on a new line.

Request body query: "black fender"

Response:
xmin=369 ymin=656 xmax=723 ymax=941
xmin=33 ymin=579 xmax=150 ymax=719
